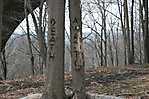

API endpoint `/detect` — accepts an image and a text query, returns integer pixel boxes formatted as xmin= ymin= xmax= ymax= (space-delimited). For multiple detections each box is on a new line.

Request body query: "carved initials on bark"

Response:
xmin=49 ymin=18 xmax=56 ymax=61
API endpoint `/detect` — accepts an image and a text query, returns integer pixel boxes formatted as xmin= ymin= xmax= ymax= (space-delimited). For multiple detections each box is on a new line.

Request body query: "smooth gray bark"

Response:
xmin=42 ymin=0 xmax=65 ymax=99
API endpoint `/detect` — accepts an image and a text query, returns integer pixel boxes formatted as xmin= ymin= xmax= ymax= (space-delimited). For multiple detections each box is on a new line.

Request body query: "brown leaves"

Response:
xmin=0 ymin=76 xmax=45 ymax=99
xmin=1 ymin=66 xmax=149 ymax=98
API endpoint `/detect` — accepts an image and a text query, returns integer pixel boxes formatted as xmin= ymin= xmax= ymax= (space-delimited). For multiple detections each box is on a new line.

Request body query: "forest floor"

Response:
xmin=1 ymin=65 xmax=149 ymax=99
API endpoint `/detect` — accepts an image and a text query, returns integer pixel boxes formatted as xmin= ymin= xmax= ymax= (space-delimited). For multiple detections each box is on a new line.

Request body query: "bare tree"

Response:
xmin=108 ymin=30 xmax=114 ymax=66
xmin=42 ymin=0 xmax=65 ymax=98
xmin=139 ymin=0 xmax=143 ymax=64
xmin=115 ymin=23 xmax=119 ymax=66
xmin=109 ymin=19 xmax=119 ymax=66
xmin=29 ymin=0 xmax=47 ymax=74
xmin=130 ymin=0 xmax=135 ymax=64
xmin=102 ymin=1 xmax=108 ymax=66
xmin=143 ymin=0 xmax=149 ymax=63
xmin=0 ymin=0 xmax=7 ymax=80
xmin=117 ymin=0 xmax=127 ymax=65
xmin=24 ymin=0 xmax=35 ymax=75
xmin=82 ymin=0 xmax=114 ymax=66
xmin=0 ymin=0 xmax=3 ymax=75
xmin=124 ymin=0 xmax=132 ymax=64
xmin=69 ymin=0 xmax=86 ymax=98
xmin=0 ymin=49 xmax=7 ymax=80
xmin=0 ymin=0 xmax=2 ymax=51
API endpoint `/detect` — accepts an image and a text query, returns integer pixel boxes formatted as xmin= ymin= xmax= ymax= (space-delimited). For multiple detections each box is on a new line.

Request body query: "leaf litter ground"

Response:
xmin=0 ymin=65 xmax=149 ymax=99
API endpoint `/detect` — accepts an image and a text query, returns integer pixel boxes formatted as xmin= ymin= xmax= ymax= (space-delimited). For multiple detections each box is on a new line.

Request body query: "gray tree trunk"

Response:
xmin=0 ymin=0 xmax=7 ymax=80
xmin=38 ymin=2 xmax=47 ymax=73
xmin=139 ymin=0 xmax=143 ymax=64
xmin=117 ymin=0 xmax=127 ymax=65
xmin=108 ymin=32 xmax=114 ymax=66
xmin=0 ymin=49 xmax=7 ymax=80
xmin=124 ymin=0 xmax=133 ymax=64
xmin=102 ymin=1 xmax=107 ymax=66
xmin=116 ymin=24 xmax=119 ymax=66
xmin=42 ymin=0 xmax=65 ymax=99
xmin=101 ymin=26 xmax=104 ymax=66
xmin=130 ymin=0 xmax=135 ymax=64
xmin=24 ymin=0 xmax=35 ymax=75
xmin=0 ymin=0 xmax=2 ymax=51
xmin=69 ymin=0 xmax=86 ymax=99
xmin=143 ymin=0 xmax=149 ymax=63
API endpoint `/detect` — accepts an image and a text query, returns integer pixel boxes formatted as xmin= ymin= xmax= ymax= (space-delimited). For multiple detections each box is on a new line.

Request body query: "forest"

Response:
xmin=0 ymin=0 xmax=149 ymax=99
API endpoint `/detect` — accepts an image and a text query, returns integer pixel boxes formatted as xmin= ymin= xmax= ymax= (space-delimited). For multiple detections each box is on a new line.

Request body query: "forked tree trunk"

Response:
xmin=69 ymin=0 xmax=86 ymax=99
xmin=38 ymin=2 xmax=47 ymax=73
xmin=42 ymin=0 xmax=65 ymax=99
xmin=30 ymin=0 xmax=47 ymax=73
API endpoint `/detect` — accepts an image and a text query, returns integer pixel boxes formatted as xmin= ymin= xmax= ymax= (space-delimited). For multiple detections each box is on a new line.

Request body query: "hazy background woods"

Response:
xmin=0 ymin=0 xmax=147 ymax=79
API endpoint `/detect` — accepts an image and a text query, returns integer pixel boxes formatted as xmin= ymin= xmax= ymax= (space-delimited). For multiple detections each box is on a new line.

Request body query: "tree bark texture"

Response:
xmin=42 ymin=0 xmax=65 ymax=99
xmin=0 ymin=0 xmax=7 ymax=80
xmin=24 ymin=0 xmax=35 ymax=75
xmin=143 ymin=0 xmax=149 ymax=63
xmin=69 ymin=0 xmax=86 ymax=99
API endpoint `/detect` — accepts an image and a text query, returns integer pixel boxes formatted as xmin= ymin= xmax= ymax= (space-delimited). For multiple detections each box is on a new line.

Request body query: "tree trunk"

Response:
xmin=30 ymin=0 xmax=47 ymax=74
xmin=116 ymin=25 xmax=119 ymax=66
xmin=0 ymin=0 xmax=7 ymax=80
xmin=69 ymin=0 xmax=86 ymax=99
xmin=38 ymin=2 xmax=47 ymax=73
xmin=108 ymin=31 xmax=114 ymax=66
xmin=0 ymin=0 xmax=3 ymax=69
xmin=111 ymin=23 xmax=119 ymax=66
xmin=109 ymin=23 xmax=115 ymax=66
xmin=124 ymin=0 xmax=131 ymax=65
xmin=103 ymin=1 xmax=107 ymax=66
xmin=116 ymin=0 xmax=127 ymax=65
xmin=42 ymin=0 xmax=65 ymax=98
xmin=143 ymin=0 xmax=149 ymax=63
xmin=101 ymin=28 xmax=104 ymax=66
xmin=24 ymin=0 xmax=35 ymax=75
xmin=130 ymin=0 xmax=135 ymax=64
xmin=0 ymin=0 xmax=2 ymax=51
xmin=139 ymin=0 xmax=143 ymax=64
xmin=139 ymin=0 xmax=145 ymax=64
xmin=0 ymin=49 xmax=7 ymax=80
